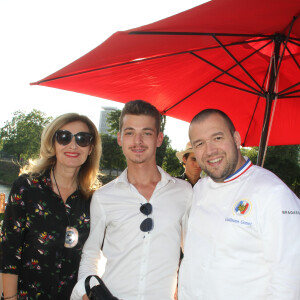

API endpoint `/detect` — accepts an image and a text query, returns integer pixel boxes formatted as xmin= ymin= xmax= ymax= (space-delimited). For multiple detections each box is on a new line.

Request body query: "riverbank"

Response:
xmin=0 ymin=160 xmax=116 ymax=187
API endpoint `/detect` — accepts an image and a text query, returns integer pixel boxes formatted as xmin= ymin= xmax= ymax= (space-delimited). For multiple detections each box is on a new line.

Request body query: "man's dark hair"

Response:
xmin=119 ymin=100 xmax=161 ymax=134
xmin=191 ymin=109 xmax=236 ymax=135
xmin=182 ymin=152 xmax=190 ymax=165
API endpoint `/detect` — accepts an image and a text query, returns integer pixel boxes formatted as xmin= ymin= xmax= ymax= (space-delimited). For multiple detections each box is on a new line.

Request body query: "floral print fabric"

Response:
xmin=0 ymin=170 xmax=91 ymax=299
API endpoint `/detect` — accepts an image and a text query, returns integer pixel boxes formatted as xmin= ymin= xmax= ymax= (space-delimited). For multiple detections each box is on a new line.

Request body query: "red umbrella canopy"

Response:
xmin=32 ymin=0 xmax=300 ymax=156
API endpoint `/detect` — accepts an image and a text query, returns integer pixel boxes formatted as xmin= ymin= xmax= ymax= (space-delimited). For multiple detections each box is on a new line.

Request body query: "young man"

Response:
xmin=71 ymin=100 xmax=192 ymax=300
xmin=176 ymin=142 xmax=202 ymax=187
xmin=178 ymin=109 xmax=300 ymax=300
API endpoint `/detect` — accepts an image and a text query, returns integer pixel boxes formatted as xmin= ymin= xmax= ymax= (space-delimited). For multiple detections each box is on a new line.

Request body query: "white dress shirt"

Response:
xmin=71 ymin=166 xmax=192 ymax=300
xmin=178 ymin=159 xmax=300 ymax=300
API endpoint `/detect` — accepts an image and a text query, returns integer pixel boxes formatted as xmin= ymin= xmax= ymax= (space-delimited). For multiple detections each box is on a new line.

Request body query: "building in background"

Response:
xmin=99 ymin=106 xmax=118 ymax=135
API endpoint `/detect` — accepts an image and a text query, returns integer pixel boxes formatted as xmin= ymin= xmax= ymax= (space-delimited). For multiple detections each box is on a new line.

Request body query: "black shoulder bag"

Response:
xmin=85 ymin=275 xmax=119 ymax=300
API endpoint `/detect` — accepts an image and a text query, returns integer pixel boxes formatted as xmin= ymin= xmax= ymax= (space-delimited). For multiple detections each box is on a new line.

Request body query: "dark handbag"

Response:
xmin=85 ymin=275 xmax=119 ymax=300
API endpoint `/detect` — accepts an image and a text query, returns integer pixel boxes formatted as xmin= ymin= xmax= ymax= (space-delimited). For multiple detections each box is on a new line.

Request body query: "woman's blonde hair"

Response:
xmin=21 ymin=113 xmax=102 ymax=199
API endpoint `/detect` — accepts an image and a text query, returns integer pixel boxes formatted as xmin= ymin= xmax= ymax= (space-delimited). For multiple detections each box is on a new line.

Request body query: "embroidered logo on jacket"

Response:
xmin=233 ymin=200 xmax=251 ymax=216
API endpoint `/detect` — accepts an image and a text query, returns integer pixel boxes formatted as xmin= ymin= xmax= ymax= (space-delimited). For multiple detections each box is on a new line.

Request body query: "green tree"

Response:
xmin=240 ymin=147 xmax=258 ymax=164
xmin=100 ymin=134 xmax=126 ymax=175
xmin=156 ymin=135 xmax=170 ymax=167
xmin=263 ymin=145 xmax=300 ymax=188
xmin=106 ymin=110 xmax=121 ymax=136
xmin=0 ymin=110 xmax=52 ymax=161
xmin=241 ymin=145 xmax=300 ymax=189
xmin=155 ymin=115 xmax=168 ymax=167
xmin=162 ymin=146 xmax=184 ymax=176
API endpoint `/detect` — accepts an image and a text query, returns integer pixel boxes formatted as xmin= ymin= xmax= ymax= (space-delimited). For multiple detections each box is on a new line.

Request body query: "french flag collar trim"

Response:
xmin=224 ymin=158 xmax=253 ymax=183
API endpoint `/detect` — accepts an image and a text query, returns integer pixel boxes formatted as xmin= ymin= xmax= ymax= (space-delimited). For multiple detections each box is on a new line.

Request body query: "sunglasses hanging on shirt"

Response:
xmin=55 ymin=130 xmax=93 ymax=147
xmin=140 ymin=203 xmax=153 ymax=232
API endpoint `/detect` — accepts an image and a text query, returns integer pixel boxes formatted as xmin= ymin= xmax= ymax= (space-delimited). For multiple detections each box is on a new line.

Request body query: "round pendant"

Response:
xmin=64 ymin=226 xmax=79 ymax=248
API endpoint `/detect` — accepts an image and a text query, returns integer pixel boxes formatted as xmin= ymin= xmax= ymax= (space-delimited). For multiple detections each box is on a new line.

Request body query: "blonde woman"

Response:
xmin=0 ymin=113 xmax=101 ymax=300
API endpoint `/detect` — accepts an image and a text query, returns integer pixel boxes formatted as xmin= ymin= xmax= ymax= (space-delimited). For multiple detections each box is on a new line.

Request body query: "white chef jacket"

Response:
xmin=71 ymin=166 xmax=192 ymax=300
xmin=178 ymin=158 xmax=300 ymax=300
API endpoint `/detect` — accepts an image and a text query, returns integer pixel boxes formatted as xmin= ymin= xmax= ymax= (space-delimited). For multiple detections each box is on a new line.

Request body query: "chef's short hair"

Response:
xmin=191 ymin=109 xmax=236 ymax=135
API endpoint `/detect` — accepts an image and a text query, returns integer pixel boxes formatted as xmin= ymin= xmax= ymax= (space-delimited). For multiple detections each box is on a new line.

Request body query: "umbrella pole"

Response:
xmin=257 ymin=36 xmax=282 ymax=166
xmin=257 ymin=94 xmax=274 ymax=166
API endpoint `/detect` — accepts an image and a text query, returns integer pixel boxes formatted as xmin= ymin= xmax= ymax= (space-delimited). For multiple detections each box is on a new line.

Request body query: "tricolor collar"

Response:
xmin=224 ymin=157 xmax=253 ymax=183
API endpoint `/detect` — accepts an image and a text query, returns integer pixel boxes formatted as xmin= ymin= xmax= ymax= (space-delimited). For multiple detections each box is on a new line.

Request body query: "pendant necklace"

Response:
xmin=52 ymin=168 xmax=79 ymax=248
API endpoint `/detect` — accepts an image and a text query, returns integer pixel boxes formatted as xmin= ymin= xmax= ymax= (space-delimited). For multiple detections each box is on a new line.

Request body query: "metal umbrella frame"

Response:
xmin=32 ymin=0 xmax=300 ymax=166
xmin=130 ymin=22 xmax=300 ymax=165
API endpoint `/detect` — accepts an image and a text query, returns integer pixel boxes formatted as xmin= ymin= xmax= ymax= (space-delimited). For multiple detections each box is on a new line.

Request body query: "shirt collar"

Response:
xmin=115 ymin=166 xmax=175 ymax=187
xmin=223 ymin=157 xmax=253 ymax=183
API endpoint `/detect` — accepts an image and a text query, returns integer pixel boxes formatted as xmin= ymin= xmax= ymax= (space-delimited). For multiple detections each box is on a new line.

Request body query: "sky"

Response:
xmin=0 ymin=0 xmax=209 ymax=151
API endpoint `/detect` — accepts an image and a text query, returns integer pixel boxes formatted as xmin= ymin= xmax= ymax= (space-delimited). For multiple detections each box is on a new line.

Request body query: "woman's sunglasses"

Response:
xmin=140 ymin=203 xmax=153 ymax=232
xmin=55 ymin=130 xmax=93 ymax=147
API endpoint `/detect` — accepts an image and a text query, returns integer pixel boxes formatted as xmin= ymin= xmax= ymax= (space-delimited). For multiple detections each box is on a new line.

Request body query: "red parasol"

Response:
xmin=31 ymin=0 xmax=300 ymax=165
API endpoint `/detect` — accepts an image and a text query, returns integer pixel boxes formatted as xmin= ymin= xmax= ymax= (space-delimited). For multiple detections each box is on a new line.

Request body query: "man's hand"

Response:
xmin=82 ymin=294 xmax=89 ymax=300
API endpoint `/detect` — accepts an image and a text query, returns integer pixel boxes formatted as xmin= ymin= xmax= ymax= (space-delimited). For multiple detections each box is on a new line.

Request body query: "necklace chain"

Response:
xmin=52 ymin=167 xmax=63 ymax=200
xmin=52 ymin=167 xmax=71 ymax=226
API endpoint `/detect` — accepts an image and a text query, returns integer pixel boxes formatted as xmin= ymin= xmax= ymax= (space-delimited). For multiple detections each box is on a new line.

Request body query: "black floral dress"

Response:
xmin=0 ymin=170 xmax=91 ymax=299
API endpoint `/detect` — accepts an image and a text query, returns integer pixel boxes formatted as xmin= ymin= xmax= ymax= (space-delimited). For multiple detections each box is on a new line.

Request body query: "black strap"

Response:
xmin=85 ymin=275 xmax=102 ymax=296
xmin=85 ymin=275 xmax=116 ymax=298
